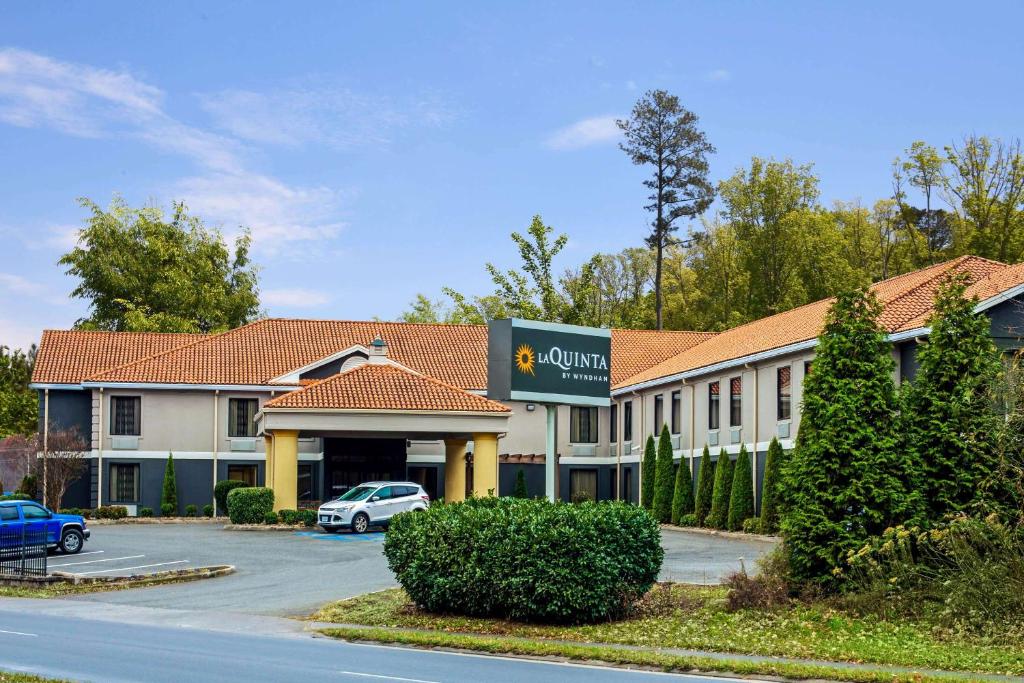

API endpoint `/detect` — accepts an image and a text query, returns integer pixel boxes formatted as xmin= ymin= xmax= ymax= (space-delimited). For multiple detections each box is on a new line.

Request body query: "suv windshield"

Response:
xmin=336 ymin=485 xmax=377 ymax=502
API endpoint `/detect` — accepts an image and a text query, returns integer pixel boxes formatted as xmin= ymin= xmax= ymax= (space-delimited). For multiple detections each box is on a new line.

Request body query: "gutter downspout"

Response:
xmin=614 ymin=400 xmax=621 ymax=501
xmin=97 ymin=388 xmax=104 ymax=508
xmin=634 ymin=390 xmax=644 ymax=504
xmin=212 ymin=390 xmax=219 ymax=513
xmin=43 ymin=389 xmax=49 ymax=507
xmin=687 ymin=381 xmax=695 ymax=476
xmin=747 ymin=363 xmax=759 ymax=514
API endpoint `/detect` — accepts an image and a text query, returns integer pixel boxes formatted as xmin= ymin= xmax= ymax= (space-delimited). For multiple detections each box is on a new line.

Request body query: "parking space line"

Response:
xmin=339 ymin=672 xmax=439 ymax=683
xmin=76 ymin=560 xmax=189 ymax=576
xmin=0 ymin=629 xmax=38 ymax=637
xmin=50 ymin=554 xmax=144 ymax=568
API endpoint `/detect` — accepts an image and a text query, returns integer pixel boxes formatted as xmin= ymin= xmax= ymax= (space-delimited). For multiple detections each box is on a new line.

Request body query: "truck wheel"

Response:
xmin=351 ymin=513 xmax=369 ymax=534
xmin=60 ymin=528 xmax=84 ymax=554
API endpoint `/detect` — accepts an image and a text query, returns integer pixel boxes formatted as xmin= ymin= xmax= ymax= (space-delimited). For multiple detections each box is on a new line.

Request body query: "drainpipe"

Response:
xmin=746 ymin=363 xmax=759 ymax=512
xmin=43 ymin=389 xmax=49 ymax=507
xmin=212 ymin=390 xmax=219 ymax=513
xmin=686 ymin=380 xmax=695 ymax=475
xmin=614 ymin=399 xmax=621 ymax=501
xmin=97 ymin=388 xmax=104 ymax=508
xmin=634 ymin=390 xmax=644 ymax=503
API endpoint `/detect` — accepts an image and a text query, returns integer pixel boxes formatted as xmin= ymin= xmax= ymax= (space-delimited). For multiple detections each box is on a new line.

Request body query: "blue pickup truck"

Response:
xmin=0 ymin=500 xmax=90 ymax=554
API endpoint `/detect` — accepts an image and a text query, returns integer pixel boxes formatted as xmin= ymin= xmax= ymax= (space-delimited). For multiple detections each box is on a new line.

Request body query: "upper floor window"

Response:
xmin=570 ymin=406 xmax=598 ymax=443
xmin=610 ymin=404 xmax=618 ymax=443
xmin=653 ymin=395 xmax=664 ymax=433
xmin=623 ymin=401 xmax=633 ymax=442
xmin=777 ymin=366 xmax=792 ymax=421
xmin=229 ymin=398 xmax=259 ymax=438
xmin=708 ymin=382 xmax=720 ymax=430
xmin=671 ymin=390 xmax=681 ymax=434
xmin=111 ymin=396 xmax=141 ymax=436
xmin=730 ymin=377 xmax=742 ymax=427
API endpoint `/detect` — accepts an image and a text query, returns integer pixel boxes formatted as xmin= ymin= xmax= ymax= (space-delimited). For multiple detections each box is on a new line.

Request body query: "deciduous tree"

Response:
xmin=0 ymin=345 xmax=36 ymax=437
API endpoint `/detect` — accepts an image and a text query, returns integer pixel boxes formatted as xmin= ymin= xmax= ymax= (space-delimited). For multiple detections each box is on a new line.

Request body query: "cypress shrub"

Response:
xmin=214 ymin=479 xmax=246 ymax=513
xmin=227 ymin=487 xmax=275 ymax=524
xmin=640 ymin=434 xmax=656 ymax=510
xmin=513 ymin=468 xmax=529 ymax=498
xmin=161 ymin=454 xmax=178 ymax=515
xmin=694 ymin=445 xmax=715 ymax=526
xmin=727 ymin=445 xmax=754 ymax=531
xmin=760 ymin=437 xmax=784 ymax=533
xmin=651 ymin=426 xmax=675 ymax=523
xmin=671 ymin=453 xmax=695 ymax=525
xmin=384 ymin=497 xmax=663 ymax=623
xmin=707 ymin=449 xmax=733 ymax=529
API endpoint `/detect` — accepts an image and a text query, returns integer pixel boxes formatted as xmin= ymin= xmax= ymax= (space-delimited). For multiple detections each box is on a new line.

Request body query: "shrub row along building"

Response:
xmin=30 ymin=255 xmax=1024 ymax=514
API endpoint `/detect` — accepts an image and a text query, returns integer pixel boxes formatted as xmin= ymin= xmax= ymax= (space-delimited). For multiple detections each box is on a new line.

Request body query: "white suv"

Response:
xmin=318 ymin=481 xmax=430 ymax=533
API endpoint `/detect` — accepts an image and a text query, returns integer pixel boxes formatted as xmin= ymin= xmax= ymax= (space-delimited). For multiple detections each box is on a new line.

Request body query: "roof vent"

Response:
xmin=368 ymin=336 xmax=389 ymax=364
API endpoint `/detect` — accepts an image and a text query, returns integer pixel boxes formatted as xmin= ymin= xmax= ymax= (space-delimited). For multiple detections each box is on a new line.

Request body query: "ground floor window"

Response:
xmin=109 ymin=463 xmax=140 ymax=502
xmin=227 ymin=464 xmax=257 ymax=486
xmin=570 ymin=468 xmax=598 ymax=502
xmin=622 ymin=467 xmax=633 ymax=503
xmin=298 ymin=463 xmax=313 ymax=503
xmin=609 ymin=468 xmax=617 ymax=501
xmin=407 ymin=466 xmax=438 ymax=500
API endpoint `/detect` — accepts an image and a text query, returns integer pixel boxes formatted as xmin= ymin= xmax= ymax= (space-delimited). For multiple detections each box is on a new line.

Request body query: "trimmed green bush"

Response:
xmin=161 ymin=454 xmax=178 ymax=516
xmin=214 ymin=479 xmax=246 ymax=514
xmin=759 ymin=437 xmax=784 ymax=533
xmin=184 ymin=504 xmax=197 ymax=517
xmin=640 ymin=435 xmax=656 ymax=510
xmin=160 ymin=502 xmax=174 ymax=516
xmin=671 ymin=457 xmax=695 ymax=525
xmin=384 ymin=497 xmax=663 ymax=623
xmin=742 ymin=517 xmax=761 ymax=534
xmin=95 ymin=505 xmax=128 ymax=519
xmin=0 ymin=493 xmax=31 ymax=501
xmin=300 ymin=509 xmax=317 ymax=527
xmin=707 ymin=449 xmax=733 ymax=530
xmin=139 ymin=507 xmax=154 ymax=518
xmin=278 ymin=509 xmax=301 ymax=525
xmin=652 ymin=426 xmax=675 ymax=523
xmin=678 ymin=512 xmax=698 ymax=527
xmin=59 ymin=507 xmax=82 ymax=516
xmin=202 ymin=504 xmax=214 ymax=517
xmin=727 ymin=445 xmax=755 ymax=531
xmin=694 ymin=445 xmax=715 ymax=526
xmin=513 ymin=468 xmax=529 ymax=498
xmin=227 ymin=486 xmax=275 ymax=525
xmin=263 ymin=510 xmax=279 ymax=525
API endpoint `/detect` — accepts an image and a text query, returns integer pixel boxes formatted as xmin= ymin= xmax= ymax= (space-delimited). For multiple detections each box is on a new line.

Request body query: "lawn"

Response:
xmin=312 ymin=584 xmax=1024 ymax=677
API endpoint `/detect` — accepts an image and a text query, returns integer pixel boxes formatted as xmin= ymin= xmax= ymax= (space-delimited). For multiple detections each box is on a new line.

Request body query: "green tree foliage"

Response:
xmin=0 ymin=345 xmax=37 ymax=437
xmin=759 ymin=437 xmax=785 ymax=533
xmin=902 ymin=275 xmax=1002 ymax=522
xmin=161 ymin=453 xmax=178 ymax=515
xmin=651 ymin=425 xmax=675 ymax=523
xmin=60 ymin=197 xmax=261 ymax=333
xmin=727 ymin=444 xmax=755 ymax=531
xmin=618 ymin=90 xmax=716 ymax=329
xmin=707 ymin=449 xmax=733 ymax=530
xmin=781 ymin=288 xmax=913 ymax=588
xmin=513 ymin=468 xmax=529 ymax=499
xmin=671 ymin=453 xmax=695 ymax=525
xmin=694 ymin=445 xmax=715 ymax=526
xmin=640 ymin=434 xmax=657 ymax=510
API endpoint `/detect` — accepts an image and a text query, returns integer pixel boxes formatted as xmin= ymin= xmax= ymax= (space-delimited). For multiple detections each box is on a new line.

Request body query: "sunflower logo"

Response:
xmin=514 ymin=343 xmax=536 ymax=376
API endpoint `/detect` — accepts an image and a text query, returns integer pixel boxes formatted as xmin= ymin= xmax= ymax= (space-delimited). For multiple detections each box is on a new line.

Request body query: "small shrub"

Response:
xmin=138 ymin=507 xmax=154 ymax=518
xmin=278 ymin=509 xmax=301 ymax=525
xmin=17 ymin=474 xmax=37 ymax=499
xmin=80 ymin=508 xmax=94 ymax=519
xmin=263 ymin=510 xmax=280 ymax=525
xmin=59 ymin=507 xmax=82 ymax=516
xmin=724 ymin=560 xmax=790 ymax=612
xmin=95 ymin=505 xmax=128 ymax=519
xmin=202 ymin=504 xmax=214 ymax=518
xmin=694 ymin=446 xmax=715 ymax=526
xmin=227 ymin=487 xmax=275 ymax=525
xmin=742 ymin=517 xmax=761 ymax=534
xmin=214 ymin=479 xmax=246 ymax=514
xmin=300 ymin=509 xmax=317 ymax=527
xmin=634 ymin=582 xmax=699 ymax=618
xmin=385 ymin=497 xmax=663 ymax=623
xmin=184 ymin=504 xmax=197 ymax=517
xmin=727 ymin=445 xmax=754 ymax=531
xmin=513 ymin=468 xmax=529 ymax=498
xmin=160 ymin=502 xmax=174 ymax=517
xmin=677 ymin=512 xmax=697 ymax=527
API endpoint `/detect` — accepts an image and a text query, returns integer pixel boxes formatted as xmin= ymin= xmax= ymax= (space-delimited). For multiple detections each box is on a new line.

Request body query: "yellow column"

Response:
xmin=270 ymin=430 xmax=298 ymax=511
xmin=264 ymin=435 xmax=274 ymax=489
xmin=444 ymin=439 xmax=468 ymax=503
xmin=471 ymin=433 xmax=499 ymax=498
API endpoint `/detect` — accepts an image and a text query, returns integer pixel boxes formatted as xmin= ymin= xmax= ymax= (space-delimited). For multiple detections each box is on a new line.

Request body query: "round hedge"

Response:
xmin=383 ymin=497 xmax=663 ymax=623
xmin=226 ymin=486 xmax=274 ymax=524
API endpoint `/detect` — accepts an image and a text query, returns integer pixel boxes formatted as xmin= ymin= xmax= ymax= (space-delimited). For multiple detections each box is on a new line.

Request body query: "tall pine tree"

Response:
xmin=694 ymin=445 xmax=715 ymax=526
xmin=640 ymin=434 xmax=657 ymax=510
xmin=727 ymin=444 xmax=755 ymax=531
xmin=782 ymin=288 xmax=913 ymax=588
xmin=652 ymin=425 xmax=675 ymax=522
xmin=759 ymin=437 xmax=785 ymax=533
xmin=902 ymin=275 xmax=1001 ymax=522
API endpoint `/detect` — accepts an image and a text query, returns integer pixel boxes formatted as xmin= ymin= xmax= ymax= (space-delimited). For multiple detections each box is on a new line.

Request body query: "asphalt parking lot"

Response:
xmin=66 ymin=522 xmax=775 ymax=617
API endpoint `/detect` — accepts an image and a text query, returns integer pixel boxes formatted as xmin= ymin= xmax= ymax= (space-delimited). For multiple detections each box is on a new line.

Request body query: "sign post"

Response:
xmin=487 ymin=319 xmax=612 ymax=502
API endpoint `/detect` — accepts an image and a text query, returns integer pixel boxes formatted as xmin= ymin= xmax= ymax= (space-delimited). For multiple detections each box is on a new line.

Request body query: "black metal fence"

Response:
xmin=0 ymin=526 xmax=48 ymax=577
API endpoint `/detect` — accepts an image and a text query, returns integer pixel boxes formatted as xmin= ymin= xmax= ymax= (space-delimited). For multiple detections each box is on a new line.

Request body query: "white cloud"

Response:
xmin=262 ymin=287 xmax=331 ymax=308
xmin=544 ymin=115 xmax=621 ymax=151
xmin=0 ymin=273 xmax=68 ymax=307
xmin=0 ymin=317 xmax=45 ymax=351
xmin=705 ymin=69 xmax=732 ymax=82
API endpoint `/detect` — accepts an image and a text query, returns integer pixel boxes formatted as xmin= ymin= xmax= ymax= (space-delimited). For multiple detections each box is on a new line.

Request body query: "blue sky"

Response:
xmin=1 ymin=1 xmax=1022 ymax=349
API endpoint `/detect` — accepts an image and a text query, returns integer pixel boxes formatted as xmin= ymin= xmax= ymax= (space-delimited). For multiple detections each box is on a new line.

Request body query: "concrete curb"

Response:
xmin=659 ymin=524 xmax=780 ymax=543
xmin=221 ymin=524 xmax=313 ymax=531
xmin=88 ymin=518 xmax=224 ymax=525
xmin=52 ymin=564 xmax=236 ymax=586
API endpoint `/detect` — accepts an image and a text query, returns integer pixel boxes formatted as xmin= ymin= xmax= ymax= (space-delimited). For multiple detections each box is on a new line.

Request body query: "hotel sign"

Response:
xmin=487 ymin=319 xmax=611 ymax=407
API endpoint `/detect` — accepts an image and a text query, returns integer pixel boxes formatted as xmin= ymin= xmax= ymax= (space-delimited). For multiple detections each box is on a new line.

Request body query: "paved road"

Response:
xmin=0 ymin=604 xmax=748 ymax=683
xmin=65 ymin=523 xmax=776 ymax=616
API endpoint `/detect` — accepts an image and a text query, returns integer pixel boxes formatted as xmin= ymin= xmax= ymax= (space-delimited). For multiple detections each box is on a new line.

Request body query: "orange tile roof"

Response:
xmin=32 ymin=330 xmax=207 ymax=384
xmin=609 ymin=329 xmax=717 ymax=385
xmin=614 ymin=256 xmax=1017 ymax=390
xmin=262 ymin=362 xmax=511 ymax=413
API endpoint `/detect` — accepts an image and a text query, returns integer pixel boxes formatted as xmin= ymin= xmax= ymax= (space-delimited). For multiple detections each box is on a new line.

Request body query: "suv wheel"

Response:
xmin=351 ymin=513 xmax=369 ymax=534
xmin=60 ymin=528 xmax=84 ymax=554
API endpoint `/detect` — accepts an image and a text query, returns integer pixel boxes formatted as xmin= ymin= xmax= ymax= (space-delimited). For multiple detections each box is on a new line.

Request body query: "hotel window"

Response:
xmin=570 ymin=406 xmax=598 ymax=443
xmin=671 ymin=390 xmax=681 ymax=434
xmin=804 ymin=360 xmax=813 ymax=376
xmin=228 ymin=398 xmax=259 ymax=438
xmin=227 ymin=464 xmax=257 ymax=487
xmin=610 ymin=404 xmax=618 ymax=443
xmin=569 ymin=469 xmax=598 ymax=502
xmin=624 ymin=401 xmax=633 ymax=441
xmin=110 ymin=396 xmax=141 ymax=436
xmin=109 ymin=463 xmax=140 ymax=502
xmin=730 ymin=377 xmax=742 ymax=427
xmin=708 ymin=382 xmax=720 ymax=430
xmin=777 ymin=366 xmax=792 ymax=421
xmin=653 ymin=395 xmax=664 ymax=432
